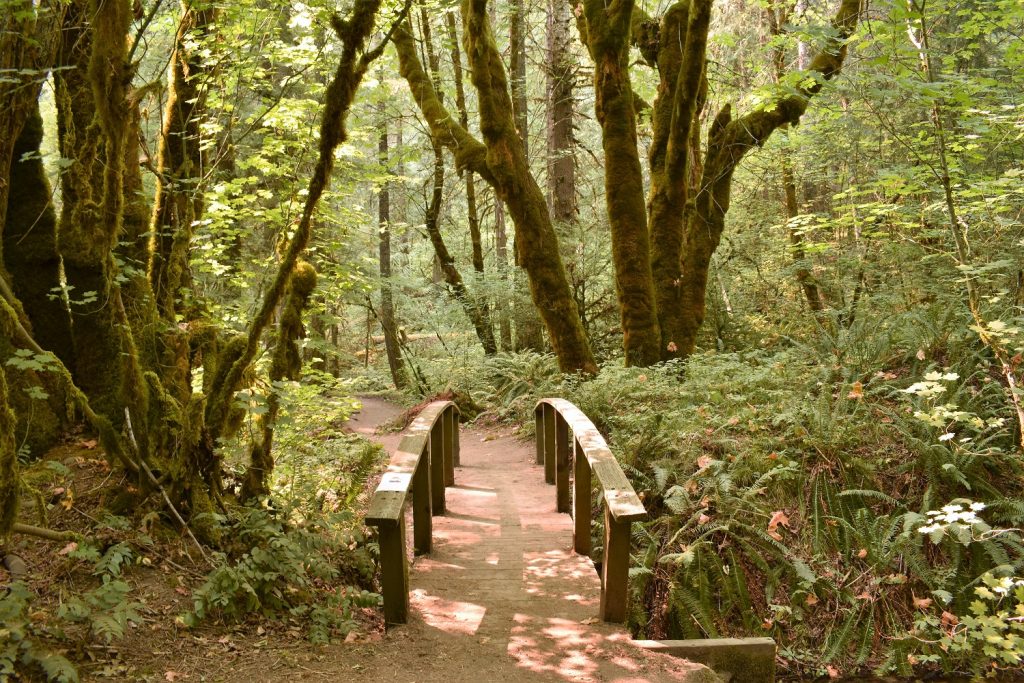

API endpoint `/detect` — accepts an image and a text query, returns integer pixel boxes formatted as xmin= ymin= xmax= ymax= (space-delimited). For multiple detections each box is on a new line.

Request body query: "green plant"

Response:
xmin=0 ymin=583 xmax=78 ymax=682
xmin=182 ymin=506 xmax=379 ymax=641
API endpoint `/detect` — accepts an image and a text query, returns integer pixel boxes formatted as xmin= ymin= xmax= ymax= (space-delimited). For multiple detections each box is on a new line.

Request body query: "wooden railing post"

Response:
xmin=378 ymin=517 xmax=409 ymax=624
xmin=600 ymin=505 xmax=631 ymax=623
xmin=443 ymin=408 xmax=455 ymax=487
xmin=450 ymin=407 xmax=460 ymax=467
xmin=412 ymin=451 xmax=432 ymax=555
xmin=430 ymin=422 xmax=445 ymax=514
xmin=544 ymin=403 xmax=556 ymax=485
xmin=556 ymin=416 xmax=570 ymax=513
xmin=535 ymin=406 xmax=544 ymax=465
xmin=573 ymin=437 xmax=591 ymax=554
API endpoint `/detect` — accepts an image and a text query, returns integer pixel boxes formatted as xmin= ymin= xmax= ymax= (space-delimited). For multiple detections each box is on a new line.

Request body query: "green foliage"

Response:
xmin=182 ymin=506 xmax=379 ymax=642
xmin=0 ymin=583 xmax=78 ymax=683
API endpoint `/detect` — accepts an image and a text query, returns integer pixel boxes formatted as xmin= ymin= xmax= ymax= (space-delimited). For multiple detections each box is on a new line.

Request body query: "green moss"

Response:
xmin=0 ymin=365 xmax=18 ymax=539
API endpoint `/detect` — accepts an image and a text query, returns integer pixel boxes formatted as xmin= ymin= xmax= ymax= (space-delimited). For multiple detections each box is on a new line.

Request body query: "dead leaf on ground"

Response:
xmin=580 ymin=617 xmax=599 ymax=625
xmin=913 ymin=596 xmax=933 ymax=609
xmin=79 ymin=439 xmax=98 ymax=450
xmin=165 ymin=672 xmax=187 ymax=682
xmin=826 ymin=664 xmax=841 ymax=679
xmin=767 ymin=510 xmax=791 ymax=541
xmin=58 ymin=542 xmax=78 ymax=556
xmin=847 ymin=381 xmax=864 ymax=399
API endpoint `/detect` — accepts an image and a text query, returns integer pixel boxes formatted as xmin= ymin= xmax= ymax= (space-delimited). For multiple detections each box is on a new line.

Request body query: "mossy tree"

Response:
xmin=0 ymin=0 xmax=400 ymax=536
xmin=394 ymin=0 xmax=597 ymax=374
xmin=576 ymin=0 xmax=862 ymax=362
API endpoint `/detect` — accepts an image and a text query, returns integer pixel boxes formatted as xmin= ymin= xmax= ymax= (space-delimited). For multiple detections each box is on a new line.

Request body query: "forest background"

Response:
xmin=1 ymin=0 xmax=1023 ymax=679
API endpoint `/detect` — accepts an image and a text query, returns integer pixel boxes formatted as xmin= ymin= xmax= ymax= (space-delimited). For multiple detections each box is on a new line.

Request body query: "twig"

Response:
xmin=11 ymin=522 xmax=77 ymax=543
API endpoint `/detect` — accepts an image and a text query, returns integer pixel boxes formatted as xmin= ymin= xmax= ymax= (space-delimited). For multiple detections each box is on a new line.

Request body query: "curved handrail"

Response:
xmin=365 ymin=400 xmax=460 ymax=625
xmin=535 ymin=398 xmax=647 ymax=622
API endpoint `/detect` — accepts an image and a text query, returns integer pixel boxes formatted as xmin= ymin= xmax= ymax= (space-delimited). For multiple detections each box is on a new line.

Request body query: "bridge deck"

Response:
xmin=354 ymin=406 xmax=716 ymax=683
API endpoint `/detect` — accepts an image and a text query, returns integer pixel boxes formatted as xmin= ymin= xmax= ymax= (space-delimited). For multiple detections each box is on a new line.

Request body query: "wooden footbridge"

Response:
xmin=358 ymin=399 xmax=775 ymax=683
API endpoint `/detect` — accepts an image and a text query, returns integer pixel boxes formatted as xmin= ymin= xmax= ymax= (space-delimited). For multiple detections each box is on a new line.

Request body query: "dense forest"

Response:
xmin=1 ymin=0 xmax=1022 ymax=679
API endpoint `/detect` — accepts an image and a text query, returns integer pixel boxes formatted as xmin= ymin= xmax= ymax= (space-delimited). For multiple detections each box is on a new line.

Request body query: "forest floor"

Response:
xmin=6 ymin=397 xmax=717 ymax=682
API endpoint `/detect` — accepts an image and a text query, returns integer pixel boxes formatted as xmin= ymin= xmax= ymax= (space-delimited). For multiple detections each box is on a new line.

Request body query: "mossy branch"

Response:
xmin=393 ymin=22 xmax=494 ymax=183
xmin=205 ymin=0 xmax=389 ymax=438
xmin=710 ymin=0 xmax=862 ymax=174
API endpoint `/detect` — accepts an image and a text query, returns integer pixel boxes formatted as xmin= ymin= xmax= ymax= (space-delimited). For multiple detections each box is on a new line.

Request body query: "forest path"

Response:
xmin=333 ymin=398 xmax=718 ymax=683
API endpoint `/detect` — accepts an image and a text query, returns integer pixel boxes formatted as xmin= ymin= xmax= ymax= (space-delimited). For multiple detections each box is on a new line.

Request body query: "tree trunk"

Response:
xmin=378 ymin=119 xmax=408 ymax=389
xmin=419 ymin=10 xmax=497 ymax=355
xmin=768 ymin=2 xmax=823 ymax=313
xmin=149 ymin=1 xmax=216 ymax=321
xmin=4 ymin=105 xmax=74 ymax=367
xmin=394 ymin=7 xmax=595 ymax=373
xmin=446 ymin=12 xmax=497 ymax=344
xmin=546 ymin=0 xmax=576 ymax=223
xmin=671 ymin=0 xmax=861 ymax=358
xmin=54 ymin=0 xmax=140 ymax=424
xmin=580 ymin=0 xmax=664 ymax=366
xmin=494 ymin=195 xmax=513 ymax=349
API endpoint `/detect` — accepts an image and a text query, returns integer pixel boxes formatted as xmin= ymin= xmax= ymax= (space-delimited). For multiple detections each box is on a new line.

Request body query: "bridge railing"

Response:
xmin=365 ymin=400 xmax=460 ymax=625
xmin=535 ymin=398 xmax=647 ymax=623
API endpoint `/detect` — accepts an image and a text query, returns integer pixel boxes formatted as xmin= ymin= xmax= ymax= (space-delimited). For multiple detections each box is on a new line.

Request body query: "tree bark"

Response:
xmin=378 ymin=119 xmax=408 ymax=389
xmin=546 ymin=0 xmax=576 ymax=223
xmin=419 ymin=10 xmax=497 ymax=355
xmin=394 ymin=9 xmax=595 ymax=373
xmin=580 ymin=0 xmax=663 ymax=366
xmin=149 ymin=1 xmax=217 ymax=321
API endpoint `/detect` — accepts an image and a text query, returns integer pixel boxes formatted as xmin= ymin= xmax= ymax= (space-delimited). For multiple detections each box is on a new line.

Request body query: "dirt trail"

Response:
xmin=311 ymin=398 xmax=716 ymax=682
xmin=100 ymin=398 xmax=717 ymax=682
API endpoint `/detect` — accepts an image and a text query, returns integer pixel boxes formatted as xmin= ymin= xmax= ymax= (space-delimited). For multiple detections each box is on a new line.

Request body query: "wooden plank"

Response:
xmin=600 ymin=505 xmax=630 ymax=623
xmin=543 ymin=403 xmax=555 ymax=485
xmin=379 ymin=516 xmax=409 ymax=624
xmin=573 ymin=437 xmax=591 ymax=555
xmin=412 ymin=448 xmax=431 ymax=554
xmin=366 ymin=490 xmax=406 ymax=525
xmin=556 ymin=416 xmax=570 ymax=513
xmin=450 ymin=407 xmax=460 ymax=468
xmin=443 ymin=409 xmax=455 ymax=487
xmin=534 ymin=407 xmax=544 ymax=465
xmin=430 ymin=422 xmax=445 ymax=514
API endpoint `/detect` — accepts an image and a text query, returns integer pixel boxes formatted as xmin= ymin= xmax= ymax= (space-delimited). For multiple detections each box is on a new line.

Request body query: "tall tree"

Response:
xmin=377 ymin=117 xmax=408 ymax=389
xmin=394 ymin=2 xmax=596 ymax=373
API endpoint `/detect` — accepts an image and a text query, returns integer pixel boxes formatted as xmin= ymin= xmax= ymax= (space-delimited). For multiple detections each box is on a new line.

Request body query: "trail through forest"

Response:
xmin=92 ymin=397 xmax=713 ymax=682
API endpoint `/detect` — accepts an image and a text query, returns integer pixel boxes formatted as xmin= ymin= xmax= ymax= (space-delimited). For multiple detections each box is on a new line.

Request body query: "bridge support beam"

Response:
xmin=573 ymin=437 xmax=591 ymax=554
xmin=430 ymin=422 xmax=446 ymax=514
xmin=600 ymin=505 xmax=631 ymax=623
xmin=378 ymin=518 xmax=409 ymax=625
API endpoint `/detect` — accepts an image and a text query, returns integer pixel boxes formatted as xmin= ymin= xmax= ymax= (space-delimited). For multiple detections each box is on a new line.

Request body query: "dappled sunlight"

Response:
xmin=410 ymin=590 xmax=487 ymax=636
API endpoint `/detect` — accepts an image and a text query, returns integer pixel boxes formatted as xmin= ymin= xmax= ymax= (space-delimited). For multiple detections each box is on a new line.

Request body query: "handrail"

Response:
xmin=535 ymin=398 xmax=647 ymax=622
xmin=365 ymin=400 xmax=460 ymax=625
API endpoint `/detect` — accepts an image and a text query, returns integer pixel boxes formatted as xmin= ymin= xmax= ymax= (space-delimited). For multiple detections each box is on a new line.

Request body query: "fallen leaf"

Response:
xmin=912 ymin=596 xmax=933 ymax=609
xmin=767 ymin=510 xmax=790 ymax=541
xmin=857 ymin=548 xmax=868 ymax=558
xmin=696 ymin=456 xmax=712 ymax=470
xmin=344 ymin=631 xmax=358 ymax=643
xmin=856 ymin=591 xmax=873 ymax=601
xmin=916 ymin=349 xmax=926 ymax=360
xmin=827 ymin=665 xmax=841 ymax=679
xmin=941 ymin=611 xmax=959 ymax=628
xmin=697 ymin=513 xmax=711 ymax=525
xmin=580 ymin=617 xmax=599 ymax=625
xmin=805 ymin=593 xmax=819 ymax=606
xmin=847 ymin=381 xmax=864 ymax=399
xmin=907 ymin=654 xmax=919 ymax=666
xmin=165 ymin=672 xmax=187 ymax=682
xmin=58 ymin=541 xmax=78 ymax=556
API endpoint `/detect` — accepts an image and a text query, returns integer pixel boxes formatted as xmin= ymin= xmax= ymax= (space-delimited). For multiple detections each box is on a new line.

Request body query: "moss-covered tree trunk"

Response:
xmin=0 ymin=364 xmax=16 ymax=539
xmin=54 ymin=0 xmax=142 ymax=424
xmin=4 ymin=106 xmax=75 ymax=369
xmin=394 ymin=5 xmax=595 ymax=373
xmin=644 ymin=0 xmax=710 ymax=361
xmin=671 ymin=0 xmax=861 ymax=358
xmin=580 ymin=0 xmax=664 ymax=366
xmin=419 ymin=12 xmax=497 ymax=356
xmin=149 ymin=1 xmax=216 ymax=320
xmin=378 ymin=120 xmax=408 ymax=390
xmin=446 ymin=12 xmax=497 ymax=349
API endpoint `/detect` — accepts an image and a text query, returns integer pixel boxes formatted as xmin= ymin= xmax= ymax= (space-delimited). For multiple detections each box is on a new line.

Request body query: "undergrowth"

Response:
xmin=402 ymin=300 xmax=1024 ymax=679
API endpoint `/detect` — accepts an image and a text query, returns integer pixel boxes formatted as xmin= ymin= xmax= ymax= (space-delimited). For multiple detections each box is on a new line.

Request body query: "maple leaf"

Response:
xmin=767 ymin=510 xmax=790 ymax=541
xmin=827 ymin=665 xmax=841 ymax=679
xmin=912 ymin=596 xmax=933 ymax=609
